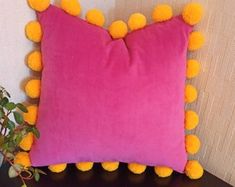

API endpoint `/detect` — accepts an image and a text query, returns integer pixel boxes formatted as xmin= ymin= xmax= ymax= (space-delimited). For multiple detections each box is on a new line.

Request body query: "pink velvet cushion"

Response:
xmin=30 ymin=5 xmax=192 ymax=173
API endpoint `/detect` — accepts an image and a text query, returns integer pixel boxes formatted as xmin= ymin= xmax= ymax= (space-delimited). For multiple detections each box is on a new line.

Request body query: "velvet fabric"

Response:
xmin=30 ymin=5 xmax=192 ymax=173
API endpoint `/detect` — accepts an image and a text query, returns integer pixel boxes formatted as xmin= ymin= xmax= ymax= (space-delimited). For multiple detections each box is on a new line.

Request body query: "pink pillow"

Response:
xmin=24 ymin=1 xmax=204 ymax=178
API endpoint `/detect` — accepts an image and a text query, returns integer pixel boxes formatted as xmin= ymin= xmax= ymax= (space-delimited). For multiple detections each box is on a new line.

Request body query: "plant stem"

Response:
xmin=0 ymin=150 xmax=32 ymax=185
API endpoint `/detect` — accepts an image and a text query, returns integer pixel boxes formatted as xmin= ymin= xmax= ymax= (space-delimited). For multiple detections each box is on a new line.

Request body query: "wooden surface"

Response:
xmin=0 ymin=163 xmax=233 ymax=187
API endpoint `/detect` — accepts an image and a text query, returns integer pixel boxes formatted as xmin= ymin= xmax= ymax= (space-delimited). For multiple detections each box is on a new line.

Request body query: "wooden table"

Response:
xmin=0 ymin=163 xmax=232 ymax=187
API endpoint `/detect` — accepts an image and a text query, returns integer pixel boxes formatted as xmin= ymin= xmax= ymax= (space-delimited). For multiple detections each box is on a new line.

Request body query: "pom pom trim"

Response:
xmin=101 ymin=162 xmax=119 ymax=172
xmin=25 ymin=2 xmax=205 ymax=179
xmin=27 ymin=0 xmax=50 ymax=12
xmin=182 ymin=3 xmax=203 ymax=25
xmin=152 ymin=4 xmax=173 ymax=22
xmin=128 ymin=13 xmax=147 ymax=31
xmin=25 ymin=21 xmax=42 ymax=43
xmin=128 ymin=163 xmax=146 ymax=174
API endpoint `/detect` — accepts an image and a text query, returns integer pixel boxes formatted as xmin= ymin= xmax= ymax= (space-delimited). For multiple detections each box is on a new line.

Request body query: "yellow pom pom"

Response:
xmin=185 ymin=135 xmax=201 ymax=154
xmin=101 ymin=162 xmax=119 ymax=172
xmin=76 ymin=162 xmax=94 ymax=172
xmin=27 ymin=0 xmax=50 ymax=12
xmin=128 ymin=13 xmax=147 ymax=31
xmin=185 ymin=84 xmax=198 ymax=103
xmin=48 ymin=164 xmax=67 ymax=173
xmin=186 ymin=59 xmax=200 ymax=78
xmin=154 ymin=166 xmax=173 ymax=178
xmin=188 ymin=31 xmax=205 ymax=51
xmin=109 ymin=20 xmax=128 ymax=39
xmin=25 ymin=79 xmax=41 ymax=99
xmin=86 ymin=9 xmax=105 ymax=27
xmin=182 ymin=3 xmax=203 ymax=25
xmin=25 ymin=21 xmax=42 ymax=43
xmin=61 ymin=0 xmax=81 ymax=16
xmin=128 ymin=163 xmax=146 ymax=174
xmin=19 ymin=133 xmax=34 ymax=151
xmin=23 ymin=105 xmax=38 ymax=125
xmin=185 ymin=160 xmax=204 ymax=179
xmin=185 ymin=135 xmax=200 ymax=153
xmin=27 ymin=51 xmax=43 ymax=72
xmin=14 ymin=152 xmax=31 ymax=168
xmin=185 ymin=110 xmax=199 ymax=130
xmin=152 ymin=4 xmax=173 ymax=22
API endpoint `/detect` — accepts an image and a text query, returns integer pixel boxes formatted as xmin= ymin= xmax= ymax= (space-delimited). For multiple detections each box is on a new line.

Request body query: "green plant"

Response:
xmin=0 ymin=86 xmax=46 ymax=187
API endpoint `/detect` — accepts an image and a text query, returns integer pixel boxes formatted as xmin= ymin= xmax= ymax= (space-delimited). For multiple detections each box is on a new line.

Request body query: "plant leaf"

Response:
xmin=0 ymin=109 xmax=4 ymax=118
xmin=5 ymin=102 xmax=16 ymax=111
xmin=36 ymin=168 xmax=47 ymax=175
xmin=0 ymin=135 xmax=4 ymax=146
xmin=16 ymin=103 xmax=28 ymax=113
xmin=15 ymin=134 xmax=23 ymax=145
xmin=8 ymin=165 xmax=22 ymax=178
xmin=7 ymin=120 xmax=15 ymax=130
xmin=21 ymin=184 xmax=27 ymax=187
xmin=13 ymin=111 xmax=23 ymax=124
xmin=31 ymin=127 xmax=40 ymax=139
xmin=34 ymin=172 xmax=40 ymax=182
xmin=0 ymin=97 xmax=9 ymax=106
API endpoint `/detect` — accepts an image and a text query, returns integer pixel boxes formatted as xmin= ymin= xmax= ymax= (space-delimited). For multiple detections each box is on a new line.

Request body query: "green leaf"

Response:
xmin=0 ymin=135 xmax=4 ymax=146
xmin=15 ymin=134 xmax=23 ymax=145
xmin=21 ymin=184 xmax=27 ymax=187
xmin=8 ymin=165 xmax=22 ymax=178
xmin=31 ymin=127 xmax=40 ymax=138
xmin=16 ymin=103 xmax=28 ymax=113
xmin=4 ymin=102 xmax=16 ymax=111
xmin=13 ymin=111 xmax=23 ymax=124
xmin=7 ymin=120 xmax=15 ymax=130
xmin=0 ymin=97 xmax=9 ymax=106
xmin=36 ymin=168 xmax=47 ymax=175
xmin=34 ymin=172 xmax=40 ymax=182
xmin=0 ymin=109 xmax=4 ymax=118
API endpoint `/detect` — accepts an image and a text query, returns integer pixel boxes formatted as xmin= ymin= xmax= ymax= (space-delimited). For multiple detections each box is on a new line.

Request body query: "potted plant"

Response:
xmin=0 ymin=86 xmax=45 ymax=187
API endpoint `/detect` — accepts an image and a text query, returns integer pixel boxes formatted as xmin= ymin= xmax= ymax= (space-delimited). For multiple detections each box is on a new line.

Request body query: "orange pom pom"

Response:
xmin=185 ymin=160 xmax=204 ymax=179
xmin=185 ymin=110 xmax=199 ymax=130
xmin=76 ymin=162 xmax=94 ymax=171
xmin=25 ymin=79 xmax=41 ymax=99
xmin=27 ymin=51 xmax=43 ymax=72
xmin=128 ymin=163 xmax=146 ymax=174
xmin=14 ymin=152 xmax=31 ymax=168
xmin=186 ymin=59 xmax=200 ymax=78
xmin=185 ymin=135 xmax=201 ymax=154
xmin=48 ymin=164 xmax=67 ymax=173
xmin=154 ymin=166 xmax=173 ymax=177
xmin=23 ymin=105 xmax=38 ymax=125
xmin=86 ymin=9 xmax=105 ymax=27
xmin=152 ymin=4 xmax=173 ymax=22
xmin=185 ymin=84 xmax=198 ymax=103
xmin=128 ymin=13 xmax=147 ymax=31
xmin=101 ymin=162 xmax=119 ymax=172
xmin=188 ymin=32 xmax=205 ymax=51
xmin=25 ymin=21 xmax=42 ymax=43
xmin=19 ymin=133 xmax=34 ymax=151
xmin=27 ymin=0 xmax=50 ymax=12
xmin=61 ymin=0 xmax=81 ymax=16
xmin=109 ymin=20 xmax=128 ymax=39
xmin=182 ymin=3 xmax=203 ymax=25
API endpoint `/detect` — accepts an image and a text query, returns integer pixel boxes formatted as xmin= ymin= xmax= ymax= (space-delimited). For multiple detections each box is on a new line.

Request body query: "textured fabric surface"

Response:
xmin=30 ymin=5 xmax=192 ymax=172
